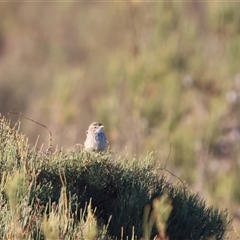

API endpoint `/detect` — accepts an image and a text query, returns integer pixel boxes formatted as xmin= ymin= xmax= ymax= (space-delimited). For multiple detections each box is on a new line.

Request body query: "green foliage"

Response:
xmin=1 ymin=4 xmax=240 ymax=225
xmin=0 ymin=117 xmax=231 ymax=239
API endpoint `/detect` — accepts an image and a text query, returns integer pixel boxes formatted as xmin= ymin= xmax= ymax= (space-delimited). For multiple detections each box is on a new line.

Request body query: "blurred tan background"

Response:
xmin=1 ymin=1 xmax=240 ymax=235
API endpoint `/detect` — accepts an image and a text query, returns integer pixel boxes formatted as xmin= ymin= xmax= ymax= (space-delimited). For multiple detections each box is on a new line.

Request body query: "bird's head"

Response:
xmin=87 ymin=122 xmax=104 ymax=134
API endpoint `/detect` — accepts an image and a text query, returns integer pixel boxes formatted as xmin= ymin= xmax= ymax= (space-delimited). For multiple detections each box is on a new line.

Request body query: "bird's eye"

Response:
xmin=86 ymin=130 xmax=88 ymax=135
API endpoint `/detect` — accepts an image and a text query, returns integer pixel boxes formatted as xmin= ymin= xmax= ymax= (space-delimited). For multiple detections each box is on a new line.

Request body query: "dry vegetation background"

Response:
xmin=1 ymin=1 xmax=240 ymax=236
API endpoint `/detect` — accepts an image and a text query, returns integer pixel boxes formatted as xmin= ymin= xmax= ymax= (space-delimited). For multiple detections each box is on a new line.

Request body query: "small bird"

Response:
xmin=84 ymin=122 xmax=108 ymax=152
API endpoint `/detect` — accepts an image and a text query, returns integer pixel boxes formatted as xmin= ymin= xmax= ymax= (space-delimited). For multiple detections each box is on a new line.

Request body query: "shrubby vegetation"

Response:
xmin=1 ymin=2 xmax=240 ymax=236
xmin=0 ymin=117 xmax=231 ymax=239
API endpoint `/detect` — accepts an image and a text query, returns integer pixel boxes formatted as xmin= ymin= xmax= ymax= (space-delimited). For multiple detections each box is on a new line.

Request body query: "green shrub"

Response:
xmin=0 ymin=117 xmax=231 ymax=239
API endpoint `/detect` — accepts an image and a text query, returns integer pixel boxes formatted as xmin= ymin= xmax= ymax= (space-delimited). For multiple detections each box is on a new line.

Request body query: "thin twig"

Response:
xmin=164 ymin=142 xmax=172 ymax=169
xmin=8 ymin=110 xmax=52 ymax=153
xmin=157 ymin=142 xmax=185 ymax=187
